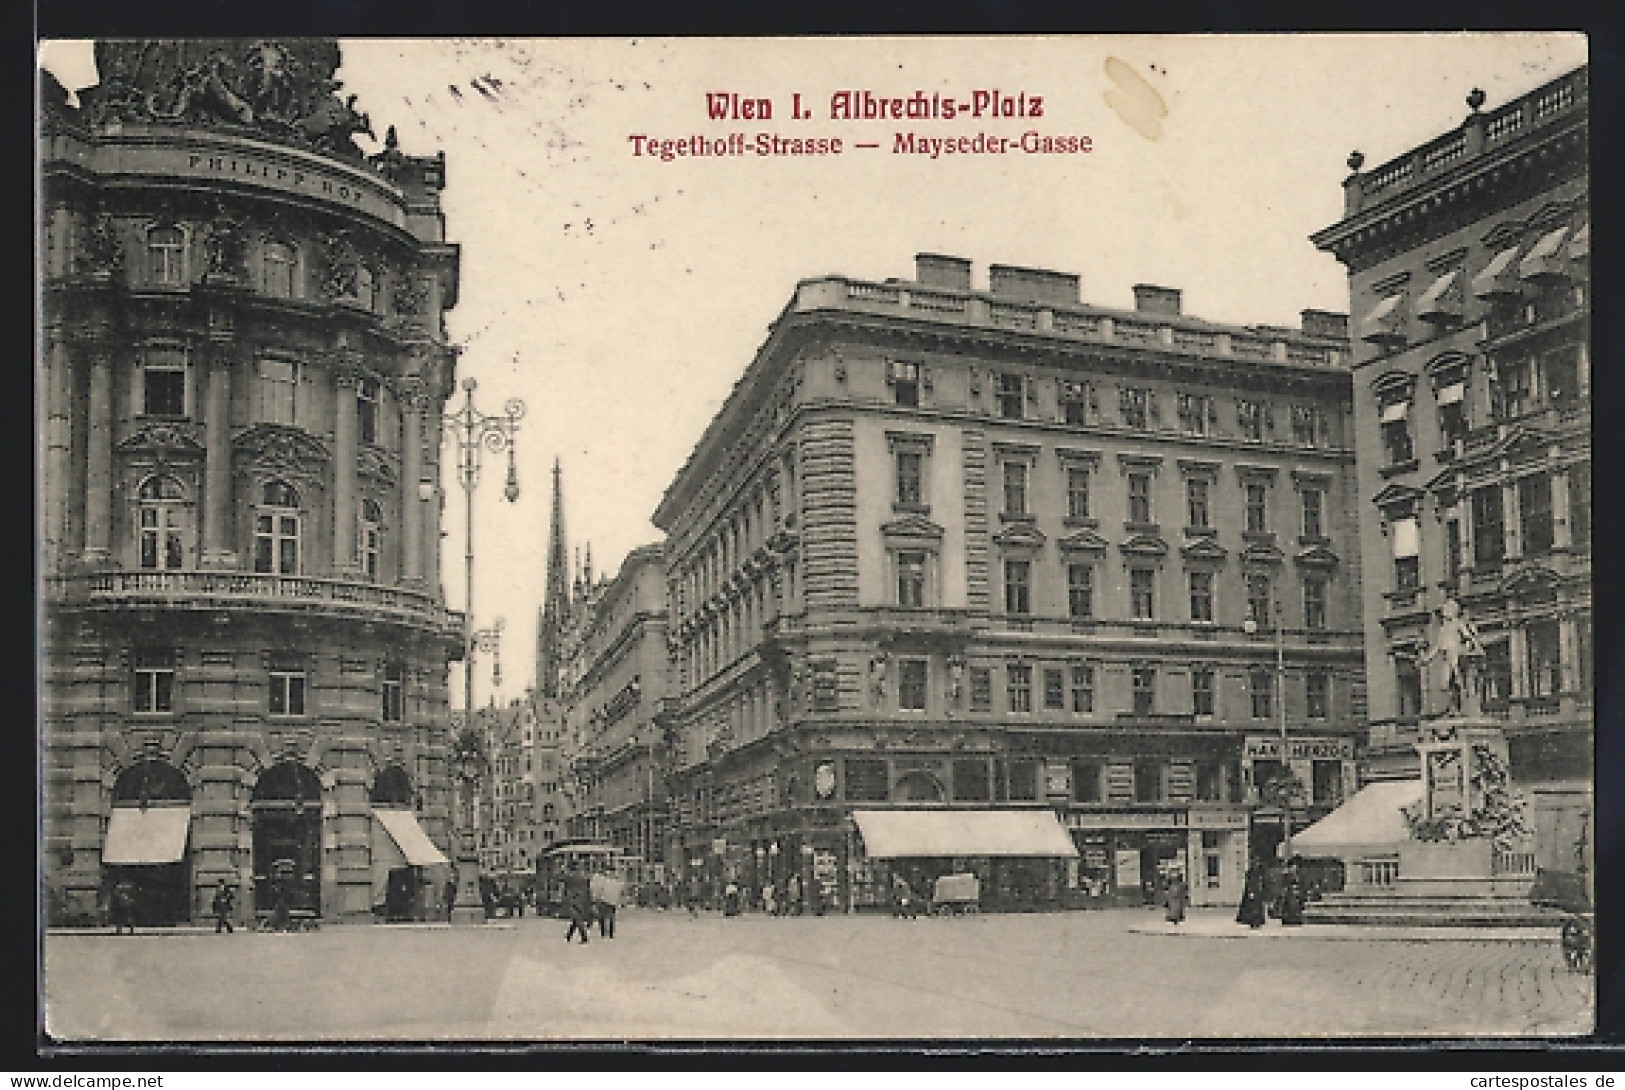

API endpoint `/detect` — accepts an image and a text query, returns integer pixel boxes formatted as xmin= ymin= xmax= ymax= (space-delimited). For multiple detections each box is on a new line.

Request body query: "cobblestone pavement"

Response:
xmin=43 ymin=907 xmax=1594 ymax=1042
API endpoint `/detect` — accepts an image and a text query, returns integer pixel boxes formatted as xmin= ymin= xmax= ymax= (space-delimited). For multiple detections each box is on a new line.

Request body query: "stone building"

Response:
xmin=652 ymin=254 xmax=1362 ymax=911
xmin=1311 ymin=66 xmax=1591 ymax=871
xmin=40 ymin=41 xmax=463 ymax=925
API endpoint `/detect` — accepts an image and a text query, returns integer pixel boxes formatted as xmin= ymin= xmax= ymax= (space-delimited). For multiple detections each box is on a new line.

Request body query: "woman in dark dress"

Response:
xmin=1278 ymin=859 xmax=1306 ymax=926
xmin=1236 ymin=862 xmax=1267 ymax=928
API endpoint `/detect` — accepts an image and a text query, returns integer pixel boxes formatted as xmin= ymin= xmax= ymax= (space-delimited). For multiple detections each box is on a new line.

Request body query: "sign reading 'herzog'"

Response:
xmin=1242 ymin=736 xmax=1354 ymax=761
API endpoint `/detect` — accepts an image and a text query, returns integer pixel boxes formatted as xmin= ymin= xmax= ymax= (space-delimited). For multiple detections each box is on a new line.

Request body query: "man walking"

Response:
xmin=563 ymin=874 xmax=592 ymax=944
xmin=109 ymin=880 xmax=137 ymax=935
xmin=212 ymin=878 xmax=237 ymax=934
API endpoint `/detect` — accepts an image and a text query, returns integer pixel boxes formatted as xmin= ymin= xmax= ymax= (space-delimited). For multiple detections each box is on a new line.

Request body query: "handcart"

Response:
xmin=931 ymin=872 xmax=981 ymax=916
xmin=1530 ymin=867 xmax=1591 ymax=974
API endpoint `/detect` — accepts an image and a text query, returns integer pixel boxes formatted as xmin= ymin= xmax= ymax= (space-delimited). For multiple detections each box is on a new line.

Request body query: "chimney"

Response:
xmin=1300 ymin=309 xmax=1350 ymax=339
xmin=1132 ymin=284 xmax=1182 ymax=317
xmin=988 ymin=264 xmax=1081 ymax=306
xmin=914 ymin=253 xmax=973 ymax=291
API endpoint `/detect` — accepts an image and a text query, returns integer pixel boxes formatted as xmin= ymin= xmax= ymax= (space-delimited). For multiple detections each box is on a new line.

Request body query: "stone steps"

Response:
xmin=1305 ymin=891 xmax=1566 ymax=928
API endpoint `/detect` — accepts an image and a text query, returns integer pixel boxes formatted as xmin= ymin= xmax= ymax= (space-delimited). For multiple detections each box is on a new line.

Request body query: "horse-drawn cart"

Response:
xmin=931 ymin=872 xmax=981 ymax=916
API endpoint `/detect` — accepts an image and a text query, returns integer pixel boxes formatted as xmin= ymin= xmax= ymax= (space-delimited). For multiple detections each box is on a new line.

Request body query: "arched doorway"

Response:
xmin=893 ymin=771 xmax=946 ymax=804
xmin=251 ymin=762 xmax=324 ymax=921
xmin=370 ymin=765 xmax=422 ymax=921
xmin=107 ymin=760 xmax=193 ymax=925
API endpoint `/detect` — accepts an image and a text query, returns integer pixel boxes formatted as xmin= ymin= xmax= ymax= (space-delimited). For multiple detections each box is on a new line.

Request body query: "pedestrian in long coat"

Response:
xmin=1164 ymin=873 xmax=1189 ymax=925
xmin=212 ymin=879 xmax=237 ymax=934
xmin=1279 ymin=862 xmax=1306 ymax=926
xmin=1236 ymin=863 xmax=1267 ymax=928
xmin=563 ymin=875 xmax=593 ymax=943
xmin=109 ymin=880 xmax=137 ymax=934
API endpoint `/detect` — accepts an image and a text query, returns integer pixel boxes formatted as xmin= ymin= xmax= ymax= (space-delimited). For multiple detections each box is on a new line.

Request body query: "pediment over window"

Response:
xmin=1179 ymin=537 xmax=1229 ymax=563
xmin=117 ymin=423 xmax=205 ymax=458
xmin=881 ymin=514 xmax=946 ymax=542
xmin=1118 ymin=533 xmax=1168 ymax=558
xmin=233 ymin=423 xmax=331 ymax=480
xmin=1371 ymin=482 xmax=1424 ymax=512
xmin=1479 ymin=424 xmax=1560 ymax=465
xmin=357 ymin=446 xmax=399 ymax=485
xmin=1240 ymin=541 xmax=1285 ymax=566
xmin=1294 ymin=544 xmax=1341 ymax=569
xmin=1057 ymin=528 xmax=1110 ymax=554
xmin=1501 ymin=562 xmax=1563 ymax=599
xmin=1370 ymin=369 xmax=1418 ymax=401
xmin=1481 ymin=220 xmax=1524 ymax=249
xmin=993 ymin=522 xmax=1047 ymax=550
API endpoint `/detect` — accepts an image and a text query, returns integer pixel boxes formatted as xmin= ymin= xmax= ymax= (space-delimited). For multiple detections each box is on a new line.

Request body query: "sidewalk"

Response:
xmin=1127 ymin=909 xmax=1560 ymax=943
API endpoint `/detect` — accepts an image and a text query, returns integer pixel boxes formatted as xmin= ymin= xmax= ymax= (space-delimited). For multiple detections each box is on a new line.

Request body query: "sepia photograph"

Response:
xmin=35 ymin=33 xmax=1593 ymax=1043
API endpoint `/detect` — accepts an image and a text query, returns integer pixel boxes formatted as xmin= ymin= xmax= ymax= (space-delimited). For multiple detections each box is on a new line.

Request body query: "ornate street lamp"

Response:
xmin=441 ymin=376 xmax=524 ymax=926
xmin=449 ymin=727 xmax=489 ymax=925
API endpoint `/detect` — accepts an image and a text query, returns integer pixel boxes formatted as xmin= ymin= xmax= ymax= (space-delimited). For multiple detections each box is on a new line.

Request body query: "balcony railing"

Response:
xmin=49 ymin=569 xmax=463 ymax=634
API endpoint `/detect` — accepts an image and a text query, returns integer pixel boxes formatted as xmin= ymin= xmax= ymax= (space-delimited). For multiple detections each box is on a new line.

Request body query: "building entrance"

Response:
xmin=251 ymin=762 xmax=323 ymax=919
xmin=105 ymin=760 xmax=194 ymax=925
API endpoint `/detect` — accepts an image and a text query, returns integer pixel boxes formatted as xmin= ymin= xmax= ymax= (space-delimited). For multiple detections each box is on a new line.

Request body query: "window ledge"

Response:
xmin=1380 ymin=460 xmax=1420 ymax=478
xmin=999 ymin=511 xmax=1036 ymax=523
xmin=1063 ymin=516 xmax=1099 ymax=529
xmin=1242 ymin=531 xmax=1277 ymax=546
xmin=1124 ymin=522 xmax=1160 ymax=535
xmin=892 ymin=502 xmax=931 ymax=516
xmin=1184 ymin=526 xmax=1218 ymax=538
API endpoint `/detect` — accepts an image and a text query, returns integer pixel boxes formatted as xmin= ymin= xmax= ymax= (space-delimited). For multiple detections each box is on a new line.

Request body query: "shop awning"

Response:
xmin=853 ymin=808 xmax=1079 ymax=859
xmin=1472 ymin=246 xmax=1522 ymax=299
xmin=1293 ymin=779 xmax=1423 ymax=854
xmin=1360 ymin=294 xmax=1406 ymax=344
xmin=1567 ymin=223 xmax=1589 ymax=261
xmin=1416 ymin=270 xmax=1462 ymax=319
xmin=103 ymin=805 xmax=191 ymax=865
xmin=1518 ymin=226 xmax=1571 ymax=280
xmin=374 ymin=809 xmax=450 ymax=867
xmin=1379 ymin=400 xmax=1410 ymax=424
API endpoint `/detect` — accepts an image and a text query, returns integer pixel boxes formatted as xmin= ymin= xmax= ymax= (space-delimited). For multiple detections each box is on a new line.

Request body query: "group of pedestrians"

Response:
xmin=561 ymin=873 xmax=618 ymax=943
xmin=1235 ymin=858 xmax=1307 ymax=928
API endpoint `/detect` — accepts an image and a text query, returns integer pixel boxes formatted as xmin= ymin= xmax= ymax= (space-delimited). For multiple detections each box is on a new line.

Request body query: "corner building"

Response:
xmin=40 ymin=41 xmax=464 ymax=925
xmin=654 ymin=255 xmax=1363 ymax=911
xmin=1312 ymin=67 xmax=1591 ymax=870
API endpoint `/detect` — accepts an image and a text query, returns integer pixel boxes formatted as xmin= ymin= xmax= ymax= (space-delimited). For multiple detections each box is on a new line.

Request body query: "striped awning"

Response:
xmin=374 ymin=809 xmax=450 ymax=867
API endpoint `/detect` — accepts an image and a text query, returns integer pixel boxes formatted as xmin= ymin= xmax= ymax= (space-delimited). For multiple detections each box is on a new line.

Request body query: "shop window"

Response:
xmin=382 ymin=662 xmax=404 ymax=722
xmin=1519 ymin=475 xmax=1554 ymax=557
xmin=136 ymin=475 xmax=188 ymax=571
xmin=1527 ymin=620 xmax=1562 ymax=698
xmin=1244 ymin=483 xmax=1269 ymax=535
xmin=969 ymin=667 xmax=992 ymax=712
xmin=1131 ymin=666 xmax=1156 ymax=715
xmin=140 ymin=348 xmax=188 ymax=417
xmin=147 ymin=225 xmax=186 ymax=286
xmin=1303 ymin=577 xmax=1328 ymax=632
xmin=132 ymin=652 xmax=176 ymax=715
xmin=1043 ymin=668 xmax=1065 ymax=711
xmin=1068 ymin=563 xmax=1094 ymax=620
xmin=1067 ymin=466 xmax=1092 ymax=520
xmin=896 ymin=550 xmax=927 ymax=608
xmin=1191 ymin=668 xmax=1215 ymax=717
xmin=1004 ymin=559 xmax=1031 ymax=616
xmin=1134 ymin=762 xmax=1161 ymax=803
xmin=1188 ymin=571 xmax=1214 ymax=624
xmin=1250 ymin=667 xmax=1274 ymax=719
xmin=952 ymin=760 xmax=990 ymax=802
xmin=1127 ymin=473 xmax=1153 ymax=526
xmin=997 ymin=373 xmax=1025 ymax=419
xmin=1008 ymin=760 xmax=1039 ymax=802
xmin=1006 ymin=663 xmax=1033 ymax=713
xmin=898 ymin=658 xmax=927 ymax=711
xmin=1471 ymin=487 xmax=1505 ymax=566
xmin=1130 ymin=568 xmax=1155 ymax=620
xmin=269 ymin=667 xmax=307 ymax=717
xmin=1301 ymin=487 xmax=1324 ymax=540
xmin=1070 ymin=664 xmax=1095 ymax=713
xmin=1306 ymin=671 xmax=1330 ymax=719
xmin=1072 ymin=762 xmax=1102 ymax=803
xmin=1312 ymin=760 xmax=1343 ymax=808
xmin=843 ymin=758 xmax=889 ymax=802
xmin=254 ymin=481 xmax=302 ymax=575
xmin=1186 ymin=478 xmax=1211 ymax=530
xmin=1002 ymin=460 xmax=1028 ymax=516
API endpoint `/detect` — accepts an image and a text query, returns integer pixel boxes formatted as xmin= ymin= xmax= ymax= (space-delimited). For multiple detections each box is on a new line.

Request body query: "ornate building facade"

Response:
xmin=653 ymin=255 xmax=1363 ymax=911
xmin=1312 ymin=67 xmax=1591 ymax=871
xmin=40 ymin=40 xmax=465 ymax=925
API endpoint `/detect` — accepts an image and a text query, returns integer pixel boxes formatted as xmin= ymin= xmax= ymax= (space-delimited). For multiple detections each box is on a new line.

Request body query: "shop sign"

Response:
xmin=1242 ymin=736 xmax=1353 ymax=762
xmin=1187 ymin=810 xmax=1249 ymax=830
xmin=1064 ymin=810 xmax=1186 ymax=830
xmin=711 ymin=837 xmax=728 ymax=856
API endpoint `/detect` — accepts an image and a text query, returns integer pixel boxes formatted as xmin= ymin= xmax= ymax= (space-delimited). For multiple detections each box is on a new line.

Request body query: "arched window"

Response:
xmin=263 ymin=240 xmax=297 ymax=299
xmin=254 ymin=480 xmax=301 ymax=575
xmin=113 ymin=759 xmax=191 ymax=805
xmin=136 ymin=474 xmax=189 ymax=570
xmin=360 ymin=498 xmax=383 ymax=578
xmin=252 ymin=761 xmax=322 ymax=805
xmin=147 ymin=225 xmax=185 ymax=286
xmin=369 ymin=765 xmax=414 ymax=806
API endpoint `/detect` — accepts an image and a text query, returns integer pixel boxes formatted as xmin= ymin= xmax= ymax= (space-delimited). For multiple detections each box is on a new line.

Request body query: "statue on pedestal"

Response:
xmin=1419 ymin=597 xmax=1485 ymax=719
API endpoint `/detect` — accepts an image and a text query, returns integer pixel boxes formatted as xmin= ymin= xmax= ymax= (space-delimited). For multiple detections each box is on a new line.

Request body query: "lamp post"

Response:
xmin=1243 ymin=591 xmax=1292 ymax=862
xmin=442 ymin=377 xmax=524 ymax=925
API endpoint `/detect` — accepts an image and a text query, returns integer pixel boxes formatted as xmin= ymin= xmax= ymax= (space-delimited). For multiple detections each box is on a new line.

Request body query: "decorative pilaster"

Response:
xmin=200 ymin=332 xmax=236 ymax=568
xmin=43 ymin=327 xmax=73 ymax=572
xmin=1551 ymin=468 xmax=1572 ymax=550
xmin=399 ymin=378 xmax=426 ymax=585
xmin=332 ymin=353 xmax=362 ymax=574
xmin=82 ymin=346 xmax=114 ymax=566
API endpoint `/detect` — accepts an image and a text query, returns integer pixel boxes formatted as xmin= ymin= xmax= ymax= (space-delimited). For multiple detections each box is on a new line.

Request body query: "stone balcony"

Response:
xmin=47 ymin=569 xmax=464 ymax=639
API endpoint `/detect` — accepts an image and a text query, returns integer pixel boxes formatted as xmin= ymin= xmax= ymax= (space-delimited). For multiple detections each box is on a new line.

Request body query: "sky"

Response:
xmin=39 ymin=34 xmax=1588 ymax=706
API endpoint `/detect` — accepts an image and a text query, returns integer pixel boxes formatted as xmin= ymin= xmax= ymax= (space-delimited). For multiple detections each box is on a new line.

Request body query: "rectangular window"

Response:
xmin=1004 ymin=559 xmax=1031 ymax=616
xmin=997 ymin=373 xmax=1025 ymax=419
xmin=1244 ymin=483 xmax=1269 ymax=535
xmin=1002 ymin=461 xmax=1028 ymax=516
xmin=269 ymin=669 xmax=307 ymax=717
xmin=844 ymin=758 xmax=889 ymax=802
xmin=1070 ymin=664 xmax=1095 ymax=713
xmin=1196 ymin=761 xmax=1223 ymax=802
xmin=141 ymin=350 xmax=188 ymax=417
xmin=1238 ymin=400 xmax=1265 ymax=442
xmin=258 ymin=357 xmax=298 ymax=425
xmin=1188 ymin=570 xmax=1214 ymax=624
xmin=1397 ymin=663 xmax=1423 ymax=719
xmin=969 ymin=667 xmax=992 ymax=712
xmin=382 ymin=662 xmax=404 ymax=722
xmin=132 ymin=657 xmax=175 ymax=714
xmin=1519 ymin=474 xmax=1554 ymax=557
xmin=1067 ymin=467 xmax=1091 ymax=520
xmin=254 ymin=512 xmax=301 ymax=575
xmin=1191 ymin=668 xmax=1215 ymax=717
xmin=1527 ymin=620 xmax=1562 ymax=697
xmin=1247 ymin=574 xmax=1272 ymax=627
xmin=1006 ymin=663 xmax=1033 ymax=713
xmin=896 ymin=449 xmax=924 ymax=508
xmin=896 ymin=550 xmax=927 ymax=608
xmin=358 ymin=378 xmax=380 ymax=445
xmin=1303 ymin=577 xmax=1328 ymax=631
xmin=1178 ymin=393 xmax=1211 ymax=435
xmin=1301 ymin=488 xmax=1325 ymax=539
xmin=1120 ymin=386 xmax=1149 ymax=429
xmin=1445 ymin=519 xmax=1463 ymax=586
xmin=1130 ymin=568 xmax=1155 ymax=620
xmin=1312 ymin=760 xmax=1343 ymax=807
xmin=1127 ymin=473 xmax=1153 ymax=525
xmin=1132 ymin=666 xmax=1155 ymax=715
xmin=1186 ymin=478 xmax=1210 ymax=530
xmin=1072 ymin=762 xmax=1102 ymax=803
xmin=1067 ymin=563 xmax=1093 ymax=619
xmin=1134 ymin=762 xmax=1161 ymax=803
xmin=1392 ymin=516 xmax=1420 ymax=591
xmin=952 ymin=760 xmax=991 ymax=802
xmin=1306 ymin=671 xmax=1330 ymax=719
xmin=1250 ymin=668 xmax=1273 ymax=719
xmin=1570 ymin=465 xmax=1591 ymax=553
xmin=1471 ymin=487 xmax=1505 ymax=566
xmin=1007 ymin=760 xmax=1039 ymax=802
xmin=891 ymin=360 xmax=920 ymax=407
xmin=1380 ymin=402 xmax=1414 ymax=465
xmin=1043 ymin=668 xmax=1065 ymax=710
xmin=898 ymin=658 xmax=928 ymax=711
xmin=1290 ymin=404 xmax=1324 ymax=446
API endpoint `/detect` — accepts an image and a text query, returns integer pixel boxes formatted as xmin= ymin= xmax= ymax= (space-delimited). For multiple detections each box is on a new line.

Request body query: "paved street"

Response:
xmin=44 ymin=907 xmax=1592 ymax=1041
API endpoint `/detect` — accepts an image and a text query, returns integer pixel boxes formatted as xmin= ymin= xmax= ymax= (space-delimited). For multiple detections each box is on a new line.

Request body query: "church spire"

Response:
xmin=536 ymin=457 xmax=570 ymax=698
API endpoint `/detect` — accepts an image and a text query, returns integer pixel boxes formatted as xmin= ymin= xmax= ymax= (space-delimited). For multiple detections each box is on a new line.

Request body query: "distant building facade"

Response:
xmin=652 ymin=254 xmax=1362 ymax=911
xmin=40 ymin=41 xmax=464 ymax=925
xmin=1312 ymin=67 xmax=1591 ymax=871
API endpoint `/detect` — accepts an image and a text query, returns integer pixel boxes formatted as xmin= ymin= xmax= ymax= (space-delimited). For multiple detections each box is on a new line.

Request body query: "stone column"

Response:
xmin=1501 ymin=480 xmax=1521 ymax=560
xmin=200 ymin=339 xmax=235 ymax=567
xmin=43 ymin=328 xmax=73 ymax=572
xmin=82 ymin=346 xmax=114 ymax=566
xmin=332 ymin=361 xmax=360 ymax=574
xmin=400 ymin=382 xmax=425 ymax=585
